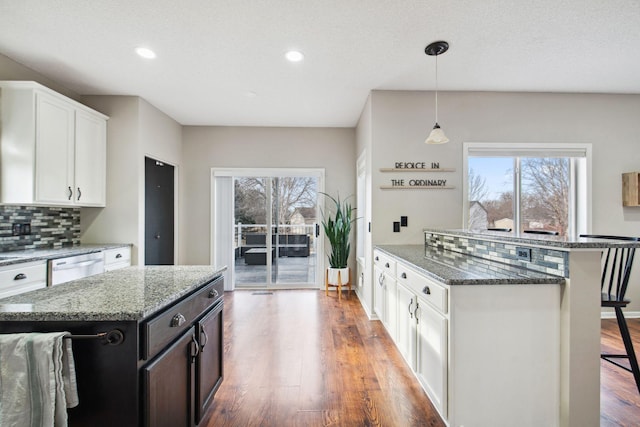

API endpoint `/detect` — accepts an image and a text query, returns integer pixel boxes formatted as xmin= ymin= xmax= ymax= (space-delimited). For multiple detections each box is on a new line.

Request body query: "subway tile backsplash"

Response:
xmin=0 ymin=206 xmax=80 ymax=252
xmin=425 ymin=231 xmax=569 ymax=277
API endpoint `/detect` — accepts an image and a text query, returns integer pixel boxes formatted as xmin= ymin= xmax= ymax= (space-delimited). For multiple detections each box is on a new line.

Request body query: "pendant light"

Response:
xmin=424 ymin=41 xmax=449 ymax=144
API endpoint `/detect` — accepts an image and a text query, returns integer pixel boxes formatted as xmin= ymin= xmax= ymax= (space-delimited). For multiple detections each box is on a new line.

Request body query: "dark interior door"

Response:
xmin=145 ymin=157 xmax=174 ymax=265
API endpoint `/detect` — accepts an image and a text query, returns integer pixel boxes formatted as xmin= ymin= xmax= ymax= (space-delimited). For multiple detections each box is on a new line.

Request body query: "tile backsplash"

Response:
xmin=0 ymin=206 xmax=80 ymax=252
xmin=425 ymin=231 xmax=569 ymax=277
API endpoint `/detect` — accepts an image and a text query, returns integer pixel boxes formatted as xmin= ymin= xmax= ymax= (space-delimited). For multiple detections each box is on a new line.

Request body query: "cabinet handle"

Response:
xmin=401 ymin=272 xmax=407 ymax=279
xmin=375 ymin=256 xmax=379 ymax=261
xmin=423 ymin=286 xmax=431 ymax=295
xmin=408 ymin=298 xmax=414 ymax=319
xmin=115 ymin=253 xmax=122 ymax=259
xmin=208 ymin=289 xmax=219 ymax=299
xmin=385 ymin=262 xmax=390 ymax=268
xmin=378 ymin=274 xmax=385 ymax=286
xmin=190 ymin=334 xmax=200 ymax=363
xmin=414 ymin=302 xmax=419 ymax=323
xmin=68 ymin=186 xmax=73 ymax=200
xmin=170 ymin=313 xmax=186 ymax=327
xmin=77 ymin=187 xmax=82 ymax=201
xmin=14 ymin=273 xmax=27 ymax=280
xmin=200 ymin=329 xmax=209 ymax=352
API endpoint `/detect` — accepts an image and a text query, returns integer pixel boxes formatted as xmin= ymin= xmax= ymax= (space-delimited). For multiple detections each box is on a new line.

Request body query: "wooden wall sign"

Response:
xmin=379 ymin=161 xmax=455 ymax=190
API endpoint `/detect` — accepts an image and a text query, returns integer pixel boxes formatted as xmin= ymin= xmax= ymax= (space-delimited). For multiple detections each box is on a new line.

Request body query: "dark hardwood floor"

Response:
xmin=205 ymin=290 xmax=640 ymax=427
xmin=601 ymin=317 xmax=640 ymax=426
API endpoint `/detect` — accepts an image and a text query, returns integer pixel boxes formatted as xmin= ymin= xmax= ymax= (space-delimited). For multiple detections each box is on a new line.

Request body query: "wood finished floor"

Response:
xmin=204 ymin=290 xmax=640 ymax=427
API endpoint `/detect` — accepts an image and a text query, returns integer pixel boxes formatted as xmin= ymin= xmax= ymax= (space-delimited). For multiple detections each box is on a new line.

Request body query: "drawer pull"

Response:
xmin=385 ymin=262 xmax=390 ymax=268
xmin=375 ymin=256 xmax=379 ymax=261
xmin=190 ymin=334 xmax=200 ymax=363
xmin=200 ymin=330 xmax=209 ymax=352
xmin=14 ymin=273 xmax=27 ymax=280
xmin=423 ymin=286 xmax=431 ymax=295
xmin=208 ymin=289 xmax=219 ymax=299
xmin=115 ymin=253 xmax=123 ymax=259
xmin=401 ymin=272 xmax=407 ymax=279
xmin=170 ymin=313 xmax=186 ymax=327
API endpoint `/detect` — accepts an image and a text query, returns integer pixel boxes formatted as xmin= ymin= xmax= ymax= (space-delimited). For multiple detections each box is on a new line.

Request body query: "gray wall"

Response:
xmin=365 ymin=89 xmax=640 ymax=311
xmin=181 ymin=126 xmax=356 ymax=266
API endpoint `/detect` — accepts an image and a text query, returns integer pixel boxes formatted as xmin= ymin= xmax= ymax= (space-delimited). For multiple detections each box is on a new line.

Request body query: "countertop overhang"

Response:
xmin=425 ymin=228 xmax=640 ymax=249
xmin=377 ymin=245 xmax=565 ymax=286
xmin=0 ymin=265 xmax=226 ymax=322
xmin=0 ymin=243 xmax=132 ymax=267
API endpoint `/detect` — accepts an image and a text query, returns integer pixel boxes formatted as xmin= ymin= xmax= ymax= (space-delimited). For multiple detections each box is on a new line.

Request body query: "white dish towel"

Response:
xmin=0 ymin=332 xmax=79 ymax=427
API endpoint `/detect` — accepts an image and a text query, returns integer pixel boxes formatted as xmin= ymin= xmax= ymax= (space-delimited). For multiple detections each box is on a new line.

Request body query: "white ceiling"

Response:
xmin=1 ymin=0 xmax=639 ymax=128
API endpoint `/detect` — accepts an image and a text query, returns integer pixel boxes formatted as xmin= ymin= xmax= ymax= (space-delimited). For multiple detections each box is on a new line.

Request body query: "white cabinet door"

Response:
xmin=373 ymin=265 xmax=385 ymax=322
xmin=396 ymin=282 xmax=416 ymax=370
xmin=416 ymin=296 xmax=448 ymax=417
xmin=384 ymin=274 xmax=397 ymax=340
xmin=35 ymin=92 xmax=75 ymax=205
xmin=75 ymin=109 xmax=106 ymax=206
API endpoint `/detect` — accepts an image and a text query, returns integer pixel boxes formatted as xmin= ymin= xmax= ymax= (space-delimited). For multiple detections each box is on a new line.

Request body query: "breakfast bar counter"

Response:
xmin=377 ymin=229 xmax=640 ymax=427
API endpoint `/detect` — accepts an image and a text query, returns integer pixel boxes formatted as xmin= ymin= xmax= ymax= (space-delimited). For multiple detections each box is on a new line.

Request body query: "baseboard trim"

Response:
xmin=601 ymin=310 xmax=640 ymax=319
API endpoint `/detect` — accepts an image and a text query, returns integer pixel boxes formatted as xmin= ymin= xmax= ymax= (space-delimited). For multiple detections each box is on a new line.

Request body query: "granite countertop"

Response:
xmin=0 ymin=265 xmax=226 ymax=322
xmin=424 ymin=228 xmax=640 ymax=249
xmin=377 ymin=245 xmax=565 ymax=286
xmin=0 ymin=244 xmax=132 ymax=267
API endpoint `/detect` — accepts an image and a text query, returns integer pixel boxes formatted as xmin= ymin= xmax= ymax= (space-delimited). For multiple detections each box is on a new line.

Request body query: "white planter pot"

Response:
xmin=327 ymin=267 xmax=349 ymax=285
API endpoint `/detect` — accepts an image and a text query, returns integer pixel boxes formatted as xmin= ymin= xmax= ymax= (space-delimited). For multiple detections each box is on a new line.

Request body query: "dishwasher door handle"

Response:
xmin=52 ymin=258 xmax=103 ymax=271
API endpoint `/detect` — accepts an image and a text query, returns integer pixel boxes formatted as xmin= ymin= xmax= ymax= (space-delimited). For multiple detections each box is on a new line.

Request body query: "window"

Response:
xmin=464 ymin=143 xmax=591 ymax=237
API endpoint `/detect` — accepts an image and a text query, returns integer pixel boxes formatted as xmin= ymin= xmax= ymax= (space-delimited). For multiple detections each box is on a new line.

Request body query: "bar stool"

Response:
xmin=581 ymin=234 xmax=640 ymax=394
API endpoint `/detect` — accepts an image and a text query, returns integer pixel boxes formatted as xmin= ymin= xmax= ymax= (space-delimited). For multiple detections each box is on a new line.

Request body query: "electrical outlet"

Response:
xmin=12 ymin=223 xmax=31 ymax=236
xmin=516 ymin=247 xmax=531 ymax=262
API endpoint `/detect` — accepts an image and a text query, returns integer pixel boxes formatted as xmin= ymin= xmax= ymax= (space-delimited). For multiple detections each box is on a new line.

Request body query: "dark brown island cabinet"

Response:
xmin=0 ymin=273 xmax=224 ymax=427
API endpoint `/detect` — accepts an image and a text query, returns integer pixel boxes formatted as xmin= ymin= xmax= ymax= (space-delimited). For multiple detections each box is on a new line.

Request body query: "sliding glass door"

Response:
xmin=232 ymin=173 xmax=320 ymax=288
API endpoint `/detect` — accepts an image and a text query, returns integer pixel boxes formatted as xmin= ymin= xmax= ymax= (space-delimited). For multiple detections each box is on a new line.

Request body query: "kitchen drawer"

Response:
xmin=142 ymin=275 xmax=223 ymax=360
xmin=397 ymin=263 xmax=447 ymax=314
xmin=0 ymin=261 xmax=47 ymax=299
xmin=104 ymin=246 xmax=131 ymax=271
xmin=373 ymin=250 xmax=397 ymax=277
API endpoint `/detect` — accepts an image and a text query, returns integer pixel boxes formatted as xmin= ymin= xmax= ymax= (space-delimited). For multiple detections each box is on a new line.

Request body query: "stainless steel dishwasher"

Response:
xmin=48 ymin=252 xmax=105 ymax=286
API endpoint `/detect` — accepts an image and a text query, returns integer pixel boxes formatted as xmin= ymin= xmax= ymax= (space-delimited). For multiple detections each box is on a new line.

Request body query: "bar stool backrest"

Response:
xmin=580 ymin=234 xmax=639 ymax=301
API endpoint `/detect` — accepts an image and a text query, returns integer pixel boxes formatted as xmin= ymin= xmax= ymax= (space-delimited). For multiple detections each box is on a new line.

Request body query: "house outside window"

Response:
xmin=463 ymin=143 xmax=592 ymax=237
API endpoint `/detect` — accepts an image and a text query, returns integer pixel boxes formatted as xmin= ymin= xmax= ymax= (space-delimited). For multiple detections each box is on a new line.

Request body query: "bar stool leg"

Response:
xmin=615 ymin=307 xmax=640 ymax=394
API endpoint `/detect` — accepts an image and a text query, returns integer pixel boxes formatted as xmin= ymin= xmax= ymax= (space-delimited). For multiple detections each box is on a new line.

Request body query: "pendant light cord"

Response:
xmin=434 ymin=53 xmax=439 ymax=123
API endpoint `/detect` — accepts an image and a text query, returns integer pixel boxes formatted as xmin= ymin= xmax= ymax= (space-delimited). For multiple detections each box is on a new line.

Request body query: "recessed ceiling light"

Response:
xmin=135 ymin=47 xmax=156 ymax=59
xmin=285 ymin=50 xmax=304 ymax=62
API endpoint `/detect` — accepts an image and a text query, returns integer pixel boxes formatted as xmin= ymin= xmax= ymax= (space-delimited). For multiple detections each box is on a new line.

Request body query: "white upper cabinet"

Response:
xmin=0 ymin=81 xmax=108 ymax=207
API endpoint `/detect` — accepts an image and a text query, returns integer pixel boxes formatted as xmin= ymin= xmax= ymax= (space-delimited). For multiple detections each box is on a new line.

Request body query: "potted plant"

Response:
xmin=320 ymin=193 xmax=356 ymax=290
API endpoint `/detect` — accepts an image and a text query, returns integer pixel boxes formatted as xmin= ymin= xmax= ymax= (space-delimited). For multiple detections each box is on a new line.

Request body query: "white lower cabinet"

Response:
xmin=395 ymin=259 xmax=448 ymax=419
xmin=375 ymin=248 xmax=560 ymax=427
xmin=104 ymin=246 xmax=132 ymax=272
xmin=374 ymin=254 xmax=397 ymax=341
xmin=416 ymin=295 xmax=447 ymax=416
xmin=0 ymin=261 xmax=47 ymax=298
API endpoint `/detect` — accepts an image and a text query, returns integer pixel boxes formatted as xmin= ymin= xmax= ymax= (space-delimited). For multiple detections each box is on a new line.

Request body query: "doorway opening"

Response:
xmin=211 ymin=169 xmax=324 ymax=290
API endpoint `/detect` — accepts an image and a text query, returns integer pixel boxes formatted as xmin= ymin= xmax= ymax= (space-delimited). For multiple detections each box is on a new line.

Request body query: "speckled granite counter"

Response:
xmin=376 ymin=245 xmax=564 ymax=286
xmin=424 ymin=228 xmax=640 ymax=249
xmin=0 ymin=243 xmax=132 ymax=267
xmin=0 ymin=265 xmax=225 ymax=321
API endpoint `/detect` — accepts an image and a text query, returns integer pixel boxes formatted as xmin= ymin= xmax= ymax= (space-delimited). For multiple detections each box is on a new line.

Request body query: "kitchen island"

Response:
xmin=376 ymin=230 xmax=640 ymax=427
xmin=0 ymin=265 xmax=226 ymax=427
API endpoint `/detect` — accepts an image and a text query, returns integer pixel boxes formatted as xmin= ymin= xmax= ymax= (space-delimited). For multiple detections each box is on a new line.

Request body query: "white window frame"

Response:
xmin=462 ymin=142 xmax=592 ymax=237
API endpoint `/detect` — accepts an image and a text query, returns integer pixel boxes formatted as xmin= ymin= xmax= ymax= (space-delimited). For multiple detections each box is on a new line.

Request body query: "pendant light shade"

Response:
xmin=425 ymin=123 xmax=449 ymax=145
xmin=424 ymin=41 xmax=449 ymax=145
